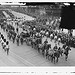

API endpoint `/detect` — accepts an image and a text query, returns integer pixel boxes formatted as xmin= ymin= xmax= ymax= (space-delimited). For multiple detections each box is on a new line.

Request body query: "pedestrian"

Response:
xmin=12 ymin=34 xmax=15 ymax=43
xmin=9 ymin=32 xmax=12 ymax=40
xmin=16 ymin=36 xmax=19 ymax=46
xmin=16 ymin=27 xmax=18 ymax=33
xmin=6 ymin=41 xmax=9 ymax=55
xmin=58 ymin=47 xmax=63 ymax=56
xmin=20 ymin=37 xmax=23 ymax=45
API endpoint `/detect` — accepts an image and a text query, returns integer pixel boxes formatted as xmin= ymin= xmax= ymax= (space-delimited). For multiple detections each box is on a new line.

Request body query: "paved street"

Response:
xmin=0 ymin=10 xmax=75 ymax=66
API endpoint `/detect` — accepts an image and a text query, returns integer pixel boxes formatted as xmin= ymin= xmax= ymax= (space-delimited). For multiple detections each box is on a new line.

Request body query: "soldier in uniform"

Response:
xmin=12 ymin=34 xmax=15 ymax=43
xmin=3 ymin=39 xmax=6 ymax=51
xmin=16 ymin=34 xmax=20 ymax=46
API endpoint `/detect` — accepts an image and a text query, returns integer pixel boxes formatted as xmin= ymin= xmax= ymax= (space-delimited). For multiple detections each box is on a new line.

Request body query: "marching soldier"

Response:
xmin=12 ymin=34 xmax=15 ymax=43
xmin=3 ymin=39 xmax=6 ymax=51
xmin=1 ymin=35 xmax=4 ymax=47
xmin=16 ymin=34 xmax=20 ymax=46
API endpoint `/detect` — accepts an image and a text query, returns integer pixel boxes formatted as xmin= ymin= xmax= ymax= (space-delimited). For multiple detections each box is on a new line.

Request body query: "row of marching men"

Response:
xmin=0 ymin=32 xmax=9 ymax=55
xmin=0 ymin=21 xmax=26 ymax=47
xmin=7 ymin=30 xmax=24 ymax=46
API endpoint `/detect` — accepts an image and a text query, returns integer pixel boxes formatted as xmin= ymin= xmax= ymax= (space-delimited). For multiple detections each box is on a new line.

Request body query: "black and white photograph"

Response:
xmin=0 ymin=0 xmax=75 ymax=75
xmin=0 ymin=1 xmax=75 ymax=67
xmin=1 ymin=1 xmax=75 ymax=74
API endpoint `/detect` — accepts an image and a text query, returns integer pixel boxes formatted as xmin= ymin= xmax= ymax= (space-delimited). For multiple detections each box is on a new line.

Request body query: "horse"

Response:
xmin=31 ymin=37 xmax=36 ymax=48
xmin=51 ymin=49 xmax=60 ymax=64
xmin=58 ymin=47 xmax=63 ymax=57
xmin=45 ymin=44 xmax=51 ymax=59
xmin=20 ymin=32 xmax=30 ymax=42
xmin=38 ymin=43 xmax=45 ymax=56
xmin=47 ymin=48 xmax=54 ymax=62
xmin=35 ymin=38 xmax=42 ymax=52
xmin=63 ymin=46 xmax=71 ymax=61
